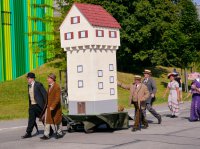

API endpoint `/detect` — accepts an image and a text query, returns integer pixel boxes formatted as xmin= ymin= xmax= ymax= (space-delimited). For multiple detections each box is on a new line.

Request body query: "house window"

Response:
xmin=109 ymin=31 xmax=117 ymax=38
xmin=109 ymin=76 xmax=114 ymax=83
xmin=78 ymin=80 xmax=83 ymax=88
xmin=96 ymin=30 xmax=104 ymax=37
xmin=109 ymin=64 xmax=114 ymax=71
xmin=98 ymin=70 xmax=103 ymax=77
xmin=77 ymin=65 xmax=83 ymax=73
xmin=71 ymin=16 xmax=80 ymax=24
xmin=98 ymin=82 xmax=103 ymax=89
xmin=64 ymin=32 xmax=74 ymax=40
xmin=110 ymin=88 xmax=115 ymax=95
xmin=78 ymin=30 xmax=88 ymax=38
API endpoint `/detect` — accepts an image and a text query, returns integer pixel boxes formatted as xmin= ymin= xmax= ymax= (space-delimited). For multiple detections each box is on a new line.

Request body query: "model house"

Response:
xmin=60 ymin=3 xmax=121 ymax=115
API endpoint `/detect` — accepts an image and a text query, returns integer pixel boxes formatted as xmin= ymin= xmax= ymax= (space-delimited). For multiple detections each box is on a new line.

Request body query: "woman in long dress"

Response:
xmin=163 ymin=73 xmax=180 ymax=118
xmin=189 ymin=79 xmax=200 ymax=121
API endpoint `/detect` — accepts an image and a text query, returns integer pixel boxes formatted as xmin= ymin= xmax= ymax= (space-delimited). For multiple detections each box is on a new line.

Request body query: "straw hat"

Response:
xmin=167 ymin=73 xmax=175 ymax=79
xmin=143 ymin=69 xmax=152 ymax=74
xmin=134 ymin=75 xmax=142 ymax=80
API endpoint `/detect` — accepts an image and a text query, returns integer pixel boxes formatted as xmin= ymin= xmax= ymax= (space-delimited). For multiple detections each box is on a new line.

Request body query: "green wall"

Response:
xmin=0 ymin=0 xmax=54 ymax=82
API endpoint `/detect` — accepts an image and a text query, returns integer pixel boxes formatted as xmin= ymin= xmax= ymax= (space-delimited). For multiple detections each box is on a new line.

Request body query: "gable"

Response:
xmin=59 ymin=4 xmax=92 ymax=30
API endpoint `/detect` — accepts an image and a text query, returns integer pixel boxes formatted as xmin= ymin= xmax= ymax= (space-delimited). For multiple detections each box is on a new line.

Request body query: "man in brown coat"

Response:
xmin=40 ymin=73 xmax=63 ymax=140
xmin=118 ymin=75 xmax=149 ymax=131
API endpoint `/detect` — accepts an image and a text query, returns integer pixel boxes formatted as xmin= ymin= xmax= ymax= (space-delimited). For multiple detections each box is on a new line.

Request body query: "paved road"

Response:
xmin=0 ymin=102 xmax=200 ymax=149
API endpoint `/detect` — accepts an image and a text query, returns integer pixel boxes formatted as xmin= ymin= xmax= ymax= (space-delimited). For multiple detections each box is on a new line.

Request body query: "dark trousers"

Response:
xmin=146 ymin=103 xmax=161 ymax=119
xmin=133 ymin=102 xmax=148 ymax=128
xmin=26 ymin=104 xmax=42 ymax=134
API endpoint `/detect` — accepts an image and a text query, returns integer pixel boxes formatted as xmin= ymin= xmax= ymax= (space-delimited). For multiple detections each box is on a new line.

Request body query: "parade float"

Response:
xmin=59 ymin=3 xmax=128 ymax=132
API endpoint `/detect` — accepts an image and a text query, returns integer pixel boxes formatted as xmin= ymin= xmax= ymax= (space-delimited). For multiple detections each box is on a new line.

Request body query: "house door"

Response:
xmin=77 ymin=102 xmax=85 ymax=114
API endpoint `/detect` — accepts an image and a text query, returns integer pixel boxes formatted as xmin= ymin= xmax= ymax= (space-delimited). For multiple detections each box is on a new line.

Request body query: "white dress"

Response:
xmin=168 ymin=80 xmax=179 ymax=116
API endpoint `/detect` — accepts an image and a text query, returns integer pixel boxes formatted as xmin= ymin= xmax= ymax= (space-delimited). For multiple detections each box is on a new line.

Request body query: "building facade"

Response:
xmin=0 ymin=0 xmax=54 ymax=82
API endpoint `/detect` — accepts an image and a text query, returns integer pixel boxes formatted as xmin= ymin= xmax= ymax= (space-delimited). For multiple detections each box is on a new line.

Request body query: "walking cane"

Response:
xmin=51 ymin=110 xmax=58 ymax=138
xmin=138 ymin=100 xmax=142 ymax=130
xmin=34 ymin=121 xmax=39 ymax=134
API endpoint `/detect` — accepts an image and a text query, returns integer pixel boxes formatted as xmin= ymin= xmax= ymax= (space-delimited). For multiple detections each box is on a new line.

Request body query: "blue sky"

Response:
xmin=193 ymin=0 xmax=200 ymax=4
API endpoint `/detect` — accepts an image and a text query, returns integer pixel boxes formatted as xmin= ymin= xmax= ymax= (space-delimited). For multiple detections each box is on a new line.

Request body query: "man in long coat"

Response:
xmin=22 ymin=72 xmax=47 ymax=139
xmin=40 ymin=73 xmax=63 ymax=140
xmin=142 ymin=69 xmax=161 ymax=124
xmin=118 ymin=75 xmax=149 ymax=131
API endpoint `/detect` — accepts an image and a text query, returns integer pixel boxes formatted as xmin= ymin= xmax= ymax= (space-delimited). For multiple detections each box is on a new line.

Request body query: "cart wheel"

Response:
xmin=67 ymin=124 xmax=75 ymax=133
xmin=84 ymin=129 xmax=94 ymax=133
xmin=67 ymin=127 xmax=74 ymax=133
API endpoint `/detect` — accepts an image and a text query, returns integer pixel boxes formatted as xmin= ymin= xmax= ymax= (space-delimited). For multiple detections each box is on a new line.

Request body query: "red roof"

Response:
xmin=74 ymin=3 xmax=121 ymax=29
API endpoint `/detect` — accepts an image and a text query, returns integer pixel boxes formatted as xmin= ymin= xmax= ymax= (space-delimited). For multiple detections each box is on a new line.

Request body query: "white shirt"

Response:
xmin=29 ymin=81 xmax=37 ymax=105
xmin=48 ymin=83 xmax=54 ymax=92
xmin=144 ymin=78 xmax=148 ymax=83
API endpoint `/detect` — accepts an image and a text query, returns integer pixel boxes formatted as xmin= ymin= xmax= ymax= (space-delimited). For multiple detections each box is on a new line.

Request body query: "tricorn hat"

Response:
xmin=48 ymin=73 xmax=56 ymax=81
xmin=143 ymin=69 xmax=152 ymax=74
xmin=27 ymin=72 xmax=36 ymax=78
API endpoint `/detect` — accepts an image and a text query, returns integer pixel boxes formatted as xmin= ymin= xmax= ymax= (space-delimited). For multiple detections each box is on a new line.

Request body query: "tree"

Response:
xmin=39 ymin=0 xmax=200 ymax=72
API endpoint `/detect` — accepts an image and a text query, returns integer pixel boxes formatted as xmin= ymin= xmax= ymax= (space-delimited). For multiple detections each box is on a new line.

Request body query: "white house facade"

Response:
xmin=60 ymin=3 xmax=121 ymax=115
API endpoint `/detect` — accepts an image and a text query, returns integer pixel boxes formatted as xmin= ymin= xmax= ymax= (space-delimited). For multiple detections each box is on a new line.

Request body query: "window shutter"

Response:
xmin=64 ymin=33 xmax=66 ymax=40
xmin=96 ymin=30 xmax=98 ymax=37
xmin=85 ymin=30 xmax=88 ymax=38
xmin=102 ymin=30 xmax=104 ymax=37
xmin=115 ymin=31 xmax=117 ymax=38
xmin=78 ymin=31 xmax=81 ymax=38
xmin=71 ymin=17 xmax=73 ymax=24
xmin=77 ymin=16 xmax=80 ymax=23
xmin=71 ymin=32 xmax=74 ymax=39
xmin=109 ymin=31 xmax=111 ymax=38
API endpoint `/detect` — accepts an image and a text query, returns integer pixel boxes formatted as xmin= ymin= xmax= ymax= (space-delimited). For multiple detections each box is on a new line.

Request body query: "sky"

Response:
xmin=193 ymin=0 xmax=200 ymax=5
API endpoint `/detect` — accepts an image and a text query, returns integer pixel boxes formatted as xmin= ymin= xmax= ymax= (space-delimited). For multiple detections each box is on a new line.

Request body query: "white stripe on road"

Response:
xmin=0 ymin=126 xmax=27 ymax=131
xmin=0 ymin=124 xmax=43 ymax=132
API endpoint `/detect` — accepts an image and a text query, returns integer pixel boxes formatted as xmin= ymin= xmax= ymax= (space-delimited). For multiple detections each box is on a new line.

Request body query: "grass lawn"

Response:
xmin=0 ymin=62 xmax=60 ymax=120
xmin=0 ymin=61 xmax=191 ymax=120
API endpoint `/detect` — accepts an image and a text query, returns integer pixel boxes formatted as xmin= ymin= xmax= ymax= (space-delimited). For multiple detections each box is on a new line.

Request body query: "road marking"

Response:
xmin=0 ymin=126 xmax=27 ymax=131
xmin=0 ymin=124 xmax=43 ymax=132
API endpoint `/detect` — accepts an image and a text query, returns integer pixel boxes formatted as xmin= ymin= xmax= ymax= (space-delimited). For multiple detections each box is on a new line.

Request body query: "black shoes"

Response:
xmin=142 ymin=125 xmax=148 ymax=129
xmin=55 ymin=134 xmax=63 ymax=139
xmin=170 ymin=115 xmax=178 ymax=118
xmin=40 ymin=133 xmax=63 ymax=140
xmin=21 ymin=133 xmax=32 ymax=139
xmin=158 ymin=115 xmax=162 ymax=124
xmin=131 ymin=127 xmax=141 ymax=132
xmin=40 ymin=135 xmax=50 ymax=140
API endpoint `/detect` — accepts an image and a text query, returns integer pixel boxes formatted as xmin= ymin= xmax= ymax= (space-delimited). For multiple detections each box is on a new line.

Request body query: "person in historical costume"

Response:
xmin=189 ymin=78 xmax=200 ymax=121
xmin=142 ymin=69 xmax=162 ymax=124
xmin=40 ymin=73 xmax=63 ymax=140
xmin=118 ymin=75 xmax=149 ymax=131
xmin=174 ymin=75 xmax=183 ymax=104
xmin=163 ymin=73 xmax=180 ymax=118
xmin=21 ymin=72 xmax=47 ymax=139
